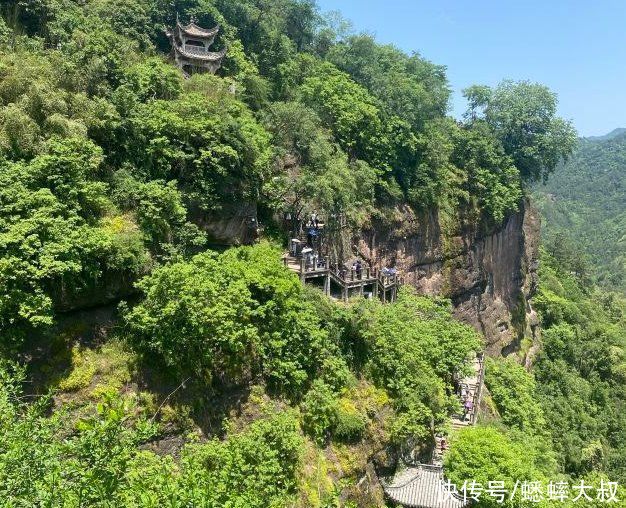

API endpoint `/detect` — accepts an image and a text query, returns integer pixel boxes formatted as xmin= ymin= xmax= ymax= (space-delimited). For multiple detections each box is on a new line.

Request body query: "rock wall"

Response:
xmin=194 ymin=201 xmax=259 ymax=245
xmin=356 ymin=200 xmax=541 ymax=357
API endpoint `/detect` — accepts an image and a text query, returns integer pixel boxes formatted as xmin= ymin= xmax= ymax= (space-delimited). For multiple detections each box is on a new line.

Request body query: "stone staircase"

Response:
xmin=381 ymin=353 xmax=486 ymax=508
xmin=450 ymin=355 xmax=483 ymax=431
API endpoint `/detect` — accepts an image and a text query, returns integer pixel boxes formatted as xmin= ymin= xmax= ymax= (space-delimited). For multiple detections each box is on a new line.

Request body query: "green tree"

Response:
xmin=452 ymin=122 xmax=522 ymax=223
xmin=445 ymin=426 xmax=549 ymax=508
xmin=463 ymin=80 xmax=577 ymax=183
xmin=123 ymin=244 xmax=328 ymax=394
xmin=111 ymin=170 xmax=205 ymax=258
xmin=179 ymin=410 xmax=304 ymax=507
xmin=327 ymin=34 xmax=450 ymax=131
xmin=485 ymin=357 xmax=546 ymax=432
xmin=263 ymin=101 xmax=377 ymax=224
xmin=122 ymin=78 xmax=272 ymax=212
xmin=0 ymin=138 xmax=146 ymax=347
xmin=298 ymin=61 xmax=388 ymax=167
xmin=360 ymin=289 xmax=482 ymax=441
xmin=120 ymin=57 xmax=183 ymax=102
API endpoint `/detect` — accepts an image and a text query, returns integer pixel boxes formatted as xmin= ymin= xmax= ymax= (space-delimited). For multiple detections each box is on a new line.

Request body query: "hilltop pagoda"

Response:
xmin=167 ymin=15 xmax=226 ymax=76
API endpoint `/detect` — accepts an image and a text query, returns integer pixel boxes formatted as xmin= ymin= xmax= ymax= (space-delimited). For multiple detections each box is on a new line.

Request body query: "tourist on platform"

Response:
xmin=311 ymin=210 xmax=318 ymax=228
xmin=460 ymin=384 xmax=469 ymax=399
xmin=307 ymin=226 xmax=317 ymax=248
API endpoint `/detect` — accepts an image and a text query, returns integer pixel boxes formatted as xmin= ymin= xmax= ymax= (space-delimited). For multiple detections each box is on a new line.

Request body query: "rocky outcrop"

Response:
xmin=192 ymin=201 xmax=259 ymax=245
xmin=356 ymin=200 xmax=541 ymax=357
xmin=51 ymin=270 xmax=138 ymax=313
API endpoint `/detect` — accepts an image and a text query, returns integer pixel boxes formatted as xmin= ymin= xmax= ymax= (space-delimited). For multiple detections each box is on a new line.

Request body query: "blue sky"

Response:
xmin=316 ymin=0 xmax=626 ymax=137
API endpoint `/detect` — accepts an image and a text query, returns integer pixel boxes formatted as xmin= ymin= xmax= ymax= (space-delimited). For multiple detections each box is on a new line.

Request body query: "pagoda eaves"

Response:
xmin=167 ymin=16 xmax=226 ymax=76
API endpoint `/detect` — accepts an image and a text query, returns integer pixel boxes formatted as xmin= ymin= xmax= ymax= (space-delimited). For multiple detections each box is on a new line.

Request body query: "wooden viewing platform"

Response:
xmin=283 ymin=255 xmax=402 ymax=302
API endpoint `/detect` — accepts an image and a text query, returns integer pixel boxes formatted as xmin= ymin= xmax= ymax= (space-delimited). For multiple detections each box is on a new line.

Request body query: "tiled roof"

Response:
xmin=177 ymin=21 xmax=219 ymax=39
xmin=383 ymin=465 xmax=469 ymax=508
xmin=173 ymin=44 xmax=226 ymax=62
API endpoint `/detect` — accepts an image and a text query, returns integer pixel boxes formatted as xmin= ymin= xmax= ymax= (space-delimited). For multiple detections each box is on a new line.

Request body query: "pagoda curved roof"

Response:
xmin=173 ymin=44 xmax=227 ymax=62
xmin=383 ymin=465 xmax=469 ymax=508
xmin=177 ymin=20 xmax=219 ymax=39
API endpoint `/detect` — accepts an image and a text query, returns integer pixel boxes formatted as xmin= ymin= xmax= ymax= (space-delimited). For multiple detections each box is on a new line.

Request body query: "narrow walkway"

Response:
xmin=283 ymin=254 xmax=401 ymax=302
xmin=382 ymin=354 xmax=485 ymax=508
xmin=451 ymin=355 xmax=483 ymax=430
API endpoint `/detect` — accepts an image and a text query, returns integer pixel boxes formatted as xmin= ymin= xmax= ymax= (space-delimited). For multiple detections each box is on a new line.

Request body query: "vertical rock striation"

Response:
xmin=357 ymin=199 xmax=541 ymax=357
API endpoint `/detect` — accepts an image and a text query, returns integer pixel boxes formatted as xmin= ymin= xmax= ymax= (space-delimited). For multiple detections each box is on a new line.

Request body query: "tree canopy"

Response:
xmin=464 ymin=80 xmax=577 ymax=183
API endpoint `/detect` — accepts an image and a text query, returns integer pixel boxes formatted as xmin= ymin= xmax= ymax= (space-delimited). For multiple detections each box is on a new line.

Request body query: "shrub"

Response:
xmin=123 ymin=244 xmax=329 ymax=395
xmin=301 ymin=380 xmax=337 ymax=445
xmin=333 ymin=399 xmax=366 ymax=442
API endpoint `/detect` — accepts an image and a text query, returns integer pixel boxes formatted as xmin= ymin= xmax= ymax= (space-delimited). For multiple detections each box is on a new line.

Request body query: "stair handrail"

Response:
xmin=471 ymin=352 xmax=486 ymax=425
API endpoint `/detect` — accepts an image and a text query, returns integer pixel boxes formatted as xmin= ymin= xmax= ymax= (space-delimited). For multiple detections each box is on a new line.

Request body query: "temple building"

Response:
xmin=166 ymin=15 xmax=226 ymax=76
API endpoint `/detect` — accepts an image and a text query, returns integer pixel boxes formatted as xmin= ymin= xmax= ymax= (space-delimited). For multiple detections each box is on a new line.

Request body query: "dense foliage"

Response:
xmin=447 ymin=246 xmax=626 ymax=506
xmin=464 ymin=81 xmax=577 ymax=183
xmin=445 ymin=426 xmax=549 ymax=508
xmin=0 ymin=137 xmax=147 ymax=348
xmin=0 ymin=0 xmax=575 ymax=346
xmin=361 ymin=291 xmax=482 ymax=442
xmin=533 ymin=131 xmax=626 ymax=294
xmin=0 ymin=0 xmax=593 ymax=506
xmin=123 ymin=243 xmax=329 ymax=394
xmin=124 ymin=244 xmax=482 ymax=442
xmin=485 ymin=357 xmax=546 ymax=432
xmin=0 ymin=242 xmax=484 ymax=506
xmin=533 ymin=248 xmax=626 ymax=482
xmin=0 ymin=360 xmax=304 ymax=507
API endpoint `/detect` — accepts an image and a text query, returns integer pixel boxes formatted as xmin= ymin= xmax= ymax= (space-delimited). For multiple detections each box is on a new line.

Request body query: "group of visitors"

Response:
xmin=381 ymin=266 xmax=398 ymax=277
xmin=460 ymin=383 xmax=474 ymax=421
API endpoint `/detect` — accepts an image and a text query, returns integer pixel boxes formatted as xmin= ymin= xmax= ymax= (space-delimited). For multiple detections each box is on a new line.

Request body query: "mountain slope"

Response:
xmin=533 ymin=131 xmax=626 ymax=293
xmin=586 ymin=127 xmax=626 ymax=141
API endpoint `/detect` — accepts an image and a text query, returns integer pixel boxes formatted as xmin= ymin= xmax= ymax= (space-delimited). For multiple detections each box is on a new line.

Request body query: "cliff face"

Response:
xmin=53 ymin=199 xmax=540 ymax=360
xmin=356 ymin=200 xmax=541 ymax=357
xmin=193 ymin=201 xmax=259 ymax=245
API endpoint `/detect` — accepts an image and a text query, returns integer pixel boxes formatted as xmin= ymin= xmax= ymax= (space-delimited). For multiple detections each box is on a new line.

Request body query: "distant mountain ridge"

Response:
xmin=586 ymin=127 xmax=626 ymax=141
xmin=533 ymin=128 xmax=626 ymax=293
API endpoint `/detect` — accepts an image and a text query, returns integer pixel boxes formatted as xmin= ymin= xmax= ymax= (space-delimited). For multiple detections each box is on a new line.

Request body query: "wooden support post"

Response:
xmin=373 ymin=280 xmax=378 ymax=299
xmin=300 ymin=258 xmax=306 ymax=282
xmin=342 ymin=285 xmax=348 ymax=302
xmin=324 ymin=272 xmax=330 ymax=296
xmin=351 ymin=269 xmax=355 ymax=281
xmin=391 ymin=275 xmax=398 ymax=302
